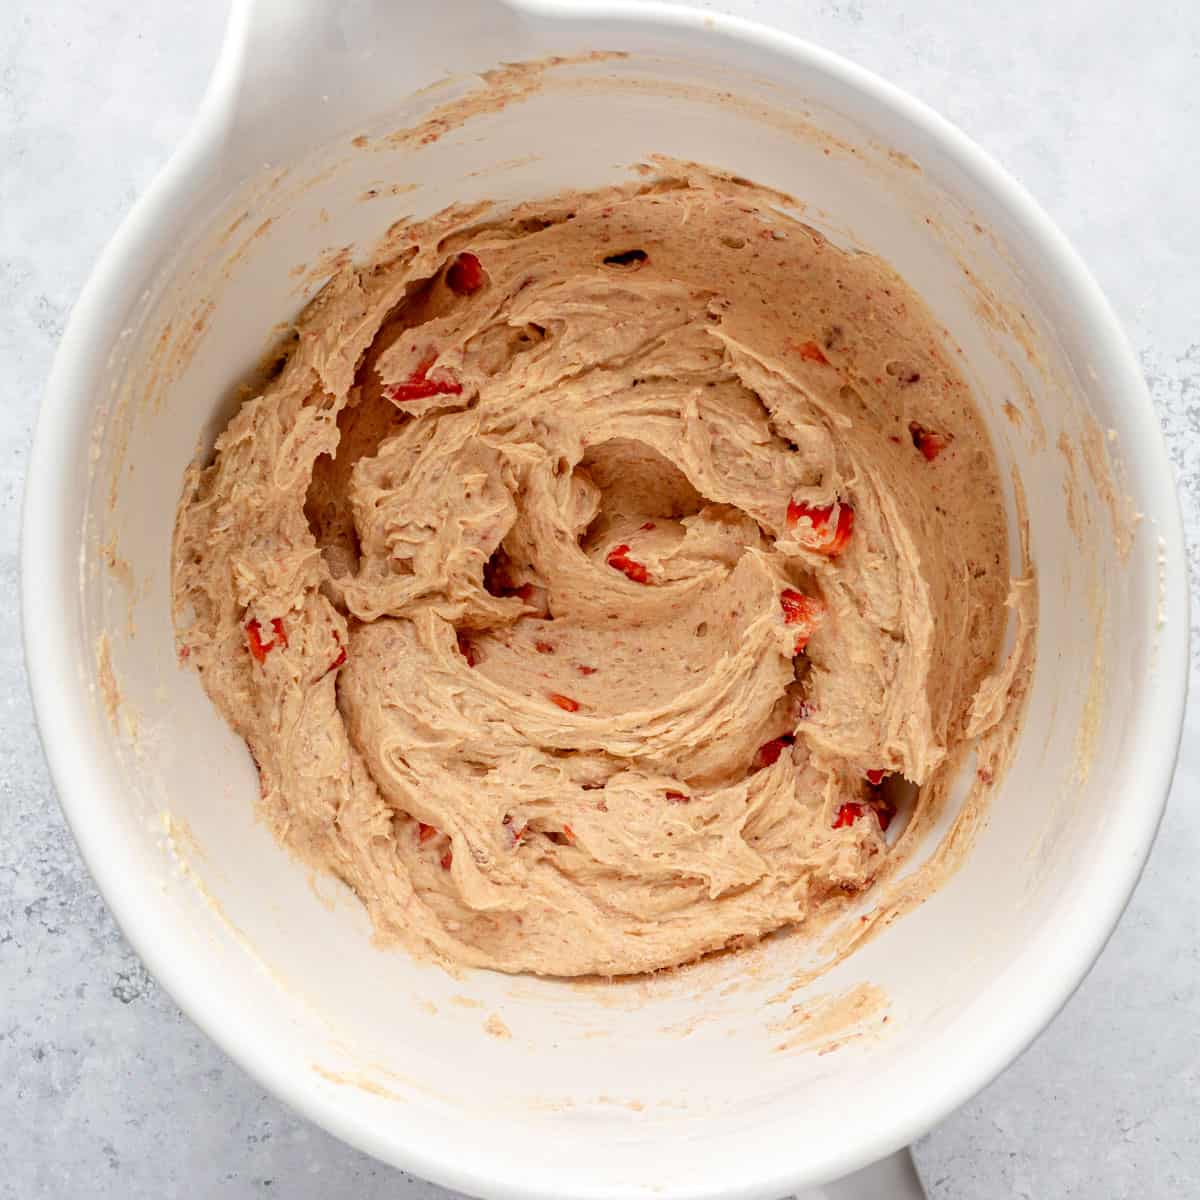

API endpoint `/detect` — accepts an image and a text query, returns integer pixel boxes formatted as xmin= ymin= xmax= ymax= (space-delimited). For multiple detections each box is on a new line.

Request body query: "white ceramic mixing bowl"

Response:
xmin=23 ymin=2 xmax=1188 ymax=1197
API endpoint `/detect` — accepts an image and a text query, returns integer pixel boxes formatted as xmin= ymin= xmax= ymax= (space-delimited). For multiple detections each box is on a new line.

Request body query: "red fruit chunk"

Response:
xmin=837 ymin=795 xmax=896 ymax=831
xmin=549 ymin=692 xmax=580 ymax=712
xmin=909 ymin=421 xmax=951 ymax=461
xmin=535 ymin=640 xmax=555 ymax=654
xmin=384 ymin=376 xmax=462 ymax=402
xmin=417 ymin=822 xmax=438 ymax=844
xmin=606 ymin=543 xmax=650 ymax=584
xmin=796 ymin=339 xmax=831 ymax=365
xmin=833 ymin=802 xmax=866 ymax=829
xmin=246 ymin=618 xmax=286 ymax=663
xmin=577 ymin=665 xmax=598 ymax=676
xmin=245 ymin=619 xmax=271 ymax=662
xmin=865 ymin=769 xmax=887 ymax=787
xmin=779 ymin=589 xmax=827 ymax=653
xmin=446 ymin=251 xmax=485 ymax=295
xmin=440 ymin=848 xmax=453 ymax=870
xmin=786 ymin=499 xmax=855 ymax=557
xmin=779 ymin=589 xmax=823 ymax=624
xmin=665 ymin=790 xmax=690 ymax=804
xmin=383 ymin=353 xmax=463 ymax=403
xmin=756 ymin=734 xmax=795 ymax=768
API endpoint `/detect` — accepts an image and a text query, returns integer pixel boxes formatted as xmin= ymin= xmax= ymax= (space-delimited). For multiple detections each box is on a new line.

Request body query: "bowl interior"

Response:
xmin=42 ymin=19 xmax=1181 ymax=1199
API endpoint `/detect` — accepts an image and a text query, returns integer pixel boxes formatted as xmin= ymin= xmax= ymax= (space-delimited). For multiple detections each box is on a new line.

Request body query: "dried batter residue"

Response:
xmin=483 ymin=1013 xmax=512 ymax=1039
xmin=769 ymin=981 xmax=889 ymax=1054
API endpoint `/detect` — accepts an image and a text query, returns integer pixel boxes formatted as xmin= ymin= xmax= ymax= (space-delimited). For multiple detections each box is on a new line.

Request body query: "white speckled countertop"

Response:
xmin=3 ymin=1 xmax=1198 ymax=1196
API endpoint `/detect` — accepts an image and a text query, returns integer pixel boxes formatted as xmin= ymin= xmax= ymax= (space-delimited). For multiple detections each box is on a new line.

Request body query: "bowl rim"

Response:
xmin=21 ymin=1 xmax=1189 ymax=1196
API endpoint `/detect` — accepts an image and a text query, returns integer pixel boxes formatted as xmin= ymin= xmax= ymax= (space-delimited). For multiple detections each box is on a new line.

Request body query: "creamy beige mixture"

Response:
xmin=173 ymin=172 xmax=1020 ymax=977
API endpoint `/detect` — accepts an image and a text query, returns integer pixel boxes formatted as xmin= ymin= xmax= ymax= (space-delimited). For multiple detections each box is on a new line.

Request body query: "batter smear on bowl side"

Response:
xmin=173 ymin=172 xmax=1026 ymax=976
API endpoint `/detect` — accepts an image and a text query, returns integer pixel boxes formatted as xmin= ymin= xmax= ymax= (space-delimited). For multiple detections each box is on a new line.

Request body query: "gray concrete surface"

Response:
xmin=3 ymin=1 xmax=1198 ymax=1196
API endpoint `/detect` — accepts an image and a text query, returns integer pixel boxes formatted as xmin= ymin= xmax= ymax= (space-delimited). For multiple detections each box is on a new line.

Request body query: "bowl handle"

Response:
xmin=208 ymin=0 xmax=530 ymax=173
xmin=797 ymin=1149 xmax=926 ymax=1199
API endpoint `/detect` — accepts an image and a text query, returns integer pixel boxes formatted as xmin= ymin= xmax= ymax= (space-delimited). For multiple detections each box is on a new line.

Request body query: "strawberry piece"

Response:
xmin=384 ymin=376 xmax=462 ymax=402
xmin=549 ymin=692 xmax=580 ymax=712
xmin=577 ymin=665 xmax=598 ymax=676
xmin=865 ymin=769 xmax=888 ymax=787
xmin=440 ymin=848 xmax=453 ymax=870
xmin=417 ymin=822 xmax=438 ymax=844
xmin=779 ymin=589 xmax=824 ymax=624
xmin=786 ymin=499 xmax=855 ymax=557
xmin=779 ymin=589 xmax=826 ymax=653
xmin=245 ymin=618 xmax=285 ymax=663
xmin=837 ymin=795 xmax=895 ymax=831
xmin=756 ymin=734 xmax=795 ymax=768
xmin=833 ymin=802 xmax=866 ymax=829
xmin=535 ymin=640 xmax=555 ymax=654
xmin=384 ymin=377 xmax=462 ymax=403
xmin=606 ymin=543 xmax=650 ymax=584
xmin=665 ymin=790 xmax=690 ymax=804
xmin=909 ymin=421 xmax=952 ymax=461
xmin=245 ymin=619 xmax=270 ymax=662
xmin=796 ymin=340 xmax=831 ymax=365
xmin=383 ymin=353 xmax=463 ymax=403
xmin=446 ymin=251 xmax=485 ymax=295
xmin=457 ymin=632 xmax=480 ymax=667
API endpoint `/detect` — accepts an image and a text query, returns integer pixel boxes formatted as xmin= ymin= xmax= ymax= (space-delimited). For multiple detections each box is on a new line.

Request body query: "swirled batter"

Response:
xmin=173 ymin=172 xmax=1022 ymax=976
